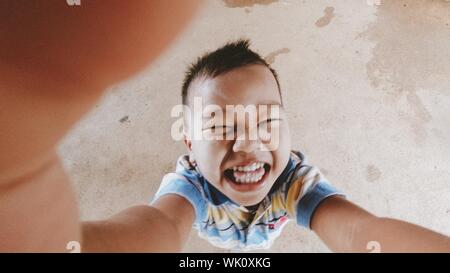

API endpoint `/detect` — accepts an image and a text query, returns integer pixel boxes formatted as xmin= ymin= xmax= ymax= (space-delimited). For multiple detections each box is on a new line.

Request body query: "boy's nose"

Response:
xmin=232 ymin=135 xmax=260 ymax=153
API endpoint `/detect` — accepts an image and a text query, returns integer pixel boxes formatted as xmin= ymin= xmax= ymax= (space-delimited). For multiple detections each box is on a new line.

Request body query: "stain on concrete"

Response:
xmin=366 ymin=164 xmax=382 ymax=182
xmin=119 ymin=116 xmax=129 ymax=123
xmin=361 ymin=0 xmax=450 ymax=145
xmin=384 ymin=197 xmax=391 ymax=212
xmin=315 ymin=7 xmax=335 ymax=28
xmin=264 ymin=48 xmax=290 ymax=64
xmin=164 ymin=162 xmax=174 ymax=174
xmin=223 ymin=0 xmax=278 ymax=8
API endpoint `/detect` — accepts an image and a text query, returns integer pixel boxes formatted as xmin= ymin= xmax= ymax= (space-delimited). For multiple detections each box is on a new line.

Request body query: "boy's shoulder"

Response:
xmin=280 ymin=151 xmax=345 ymax=228
xmin=151 ymin=154 xmax=209 ymax=220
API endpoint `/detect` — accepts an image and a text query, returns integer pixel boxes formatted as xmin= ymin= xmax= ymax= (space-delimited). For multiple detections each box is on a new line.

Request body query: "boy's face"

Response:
xmin=185 ymin=65 xmax=291 ymax=206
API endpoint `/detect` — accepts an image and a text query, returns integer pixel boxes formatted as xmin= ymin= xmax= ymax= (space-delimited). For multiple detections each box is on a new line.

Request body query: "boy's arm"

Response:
xmin=0 ymin=0 xmax=201 ymax=252
xmin=311 ymin=196 xmax=450 ymax=252
xmin=82 ymin=194 xmax=195 ymax=252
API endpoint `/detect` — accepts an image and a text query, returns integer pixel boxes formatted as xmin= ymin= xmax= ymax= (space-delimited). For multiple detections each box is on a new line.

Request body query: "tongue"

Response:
xmin=233 ymin=167 xmax=265 ymax=180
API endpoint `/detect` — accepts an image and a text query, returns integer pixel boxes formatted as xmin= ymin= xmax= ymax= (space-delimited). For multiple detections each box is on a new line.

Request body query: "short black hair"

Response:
xmin=181 ymin=39 xmax=282 ymax=105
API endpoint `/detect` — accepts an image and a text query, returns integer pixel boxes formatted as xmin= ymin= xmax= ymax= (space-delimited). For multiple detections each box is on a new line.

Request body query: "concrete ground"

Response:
xmin=59 ymin=0 xmax=450 ymax=252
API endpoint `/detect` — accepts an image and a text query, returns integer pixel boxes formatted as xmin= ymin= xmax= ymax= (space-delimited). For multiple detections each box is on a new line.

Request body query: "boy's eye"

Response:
xmin=258 ymin=118 xmax=281 ymax=126
xmin=203 ymin=125 xmax=233 ymax=134
xmin=258 ymin=118 xmax=281 ymax=137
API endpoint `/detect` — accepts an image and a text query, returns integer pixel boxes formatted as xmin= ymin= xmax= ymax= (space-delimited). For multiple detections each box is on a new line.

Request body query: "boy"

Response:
xmin=150 ymin=40 xmax=450 ymax=252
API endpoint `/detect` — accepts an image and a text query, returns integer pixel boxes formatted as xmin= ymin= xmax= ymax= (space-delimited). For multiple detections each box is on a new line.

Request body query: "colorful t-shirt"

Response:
xmin=152 ymin=151 xmax=344 ymax=251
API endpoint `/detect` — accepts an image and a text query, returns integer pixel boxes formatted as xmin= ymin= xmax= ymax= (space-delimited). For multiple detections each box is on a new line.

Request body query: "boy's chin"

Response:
xmin=237 ymin=198 xmax=265 ymax=207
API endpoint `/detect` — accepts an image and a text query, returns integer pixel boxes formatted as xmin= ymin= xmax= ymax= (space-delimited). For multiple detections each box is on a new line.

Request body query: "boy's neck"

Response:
xmin=245 ymin=203 xmax=260 ymax=213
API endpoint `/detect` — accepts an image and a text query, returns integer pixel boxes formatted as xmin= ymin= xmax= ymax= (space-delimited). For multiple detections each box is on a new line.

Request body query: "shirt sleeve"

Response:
xmin=285 ymin=163 xmax=345 ymax=229
xmin=150 ymin=172 xmax=207 ymax=223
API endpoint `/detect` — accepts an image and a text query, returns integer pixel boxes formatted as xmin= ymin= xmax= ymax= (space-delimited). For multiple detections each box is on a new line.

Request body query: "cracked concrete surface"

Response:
xmin=59 ymin=0 xmax=450 ymax=252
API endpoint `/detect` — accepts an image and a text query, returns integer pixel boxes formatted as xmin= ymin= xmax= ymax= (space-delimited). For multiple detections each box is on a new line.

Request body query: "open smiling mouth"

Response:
xmin=223 ymin=162 xmax=271 ymax=191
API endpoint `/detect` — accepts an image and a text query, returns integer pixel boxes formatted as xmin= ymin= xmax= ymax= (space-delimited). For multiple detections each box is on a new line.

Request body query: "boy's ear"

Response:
xmin=183 ymin=129 xmax=192 ymax=151
xmin=183 ymin=131 xmax=196 ymax=164
xmin=183 ymin=123 xmax=197 ymax=164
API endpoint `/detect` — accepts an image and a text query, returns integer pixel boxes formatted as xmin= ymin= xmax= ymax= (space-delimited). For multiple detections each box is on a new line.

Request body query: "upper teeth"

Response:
xmin=232 ymin=162 xmax=264 ymax=172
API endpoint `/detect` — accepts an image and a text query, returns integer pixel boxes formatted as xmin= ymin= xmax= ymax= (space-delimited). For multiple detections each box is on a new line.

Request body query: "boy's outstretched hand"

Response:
xmin=0 ymin=0 xmax=201 ymax=252
xmin=311 ymin=196 xmax=450 ymax=252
